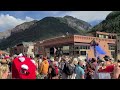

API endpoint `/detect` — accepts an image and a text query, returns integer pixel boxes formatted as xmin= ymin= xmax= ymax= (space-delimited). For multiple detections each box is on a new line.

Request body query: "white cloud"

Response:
xmin=59 ymin=11 xmax=112 ymax=22
xmin=0 ymin=14 xmax=34 ymax=32
xmin=25 ymin=16 xmax=34 ymax=21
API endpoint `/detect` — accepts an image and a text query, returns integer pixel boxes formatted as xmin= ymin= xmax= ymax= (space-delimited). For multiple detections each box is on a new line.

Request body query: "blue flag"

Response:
xmin=95 ymin=45 xmax=106 ymax=55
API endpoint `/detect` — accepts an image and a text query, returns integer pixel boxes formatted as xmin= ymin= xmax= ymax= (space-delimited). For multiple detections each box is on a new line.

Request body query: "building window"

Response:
xmin=80 ymin=45 xmax=90 ymax=50
xmin=111 ymin=51 xmax=115 ymax=59
xmin=80 ymin=46 xmax=82 ymax=49
xmin=80 ymin=51 xmax=86 ymax=55
xmin=74 ymin=51 xmax=79 ymax=55
xmin=97 ymin=34 xmax=99 ymax=37
xmin=112 ymin=36 xmax=116 ymax=39
xmin=75 ymin=46 xmax=79 ymax=50
xmin=104 ymin=35 xmax=106 ymax=38
xmin=109 ymin=46 xmax=115 ymax=50
xmin=108 ymin=35 xmax=112 ymax=39
xmin=83 ymin=46 xmax=86 ymax=49
xmin=87 ymin=46 xmax=90 ymax=49
xmin=118 ymin=50 xmax=120 ymax=53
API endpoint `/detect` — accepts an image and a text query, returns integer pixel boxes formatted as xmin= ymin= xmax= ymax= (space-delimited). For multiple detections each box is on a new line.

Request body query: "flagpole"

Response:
xmin=91 ymin=39 xmax=97 ymax=59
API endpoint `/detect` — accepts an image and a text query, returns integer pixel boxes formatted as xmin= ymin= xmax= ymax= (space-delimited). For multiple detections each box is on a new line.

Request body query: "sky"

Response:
xmin=0 ymin=11 xmax=112 ymax=32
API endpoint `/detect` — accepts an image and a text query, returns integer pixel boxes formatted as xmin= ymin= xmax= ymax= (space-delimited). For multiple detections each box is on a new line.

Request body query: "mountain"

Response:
xmin=57 ymin=16 xmax=92 ymax=31
xmin=0 ymin=30 xmax=11 ymax=41
xmin=89 ymin=20 xmax=102 ymax=26
xmin=0 ymin=20 xmax=38 ymax=42
xmin=89 ymin=11 xmax=120 ymax=34
xmin=11 ymin=20 xmax=38 ymax=34
xmin=0 ymin=16 xmax=92 ymax=50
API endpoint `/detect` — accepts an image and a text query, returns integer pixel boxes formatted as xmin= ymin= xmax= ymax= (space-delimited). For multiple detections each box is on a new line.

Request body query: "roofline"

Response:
xmin=96 ymin=31 xmax=117 ymax=35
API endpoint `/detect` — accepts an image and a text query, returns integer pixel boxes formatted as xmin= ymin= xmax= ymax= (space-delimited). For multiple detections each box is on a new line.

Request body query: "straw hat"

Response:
xmin=50 ymin=57 xmax=54 ymax=62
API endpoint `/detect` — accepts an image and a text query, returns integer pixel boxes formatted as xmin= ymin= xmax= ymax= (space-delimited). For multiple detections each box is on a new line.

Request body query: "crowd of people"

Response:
xmin=0 ymin=53 xmax=120 ymax=79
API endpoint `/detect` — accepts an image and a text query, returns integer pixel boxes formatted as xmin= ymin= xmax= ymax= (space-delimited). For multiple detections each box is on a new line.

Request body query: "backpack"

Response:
xmin=63 ymin=62 xmax=74 ymax=75
xmin=51 ymin=65 xmax=59 ymax=77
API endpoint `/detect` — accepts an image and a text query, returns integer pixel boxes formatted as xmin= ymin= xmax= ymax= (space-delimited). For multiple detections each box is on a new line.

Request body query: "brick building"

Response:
xmin=34 ymin=32 xmax=117 ymax=60
xmin=10 ymin=42 xmax=34 ymax=57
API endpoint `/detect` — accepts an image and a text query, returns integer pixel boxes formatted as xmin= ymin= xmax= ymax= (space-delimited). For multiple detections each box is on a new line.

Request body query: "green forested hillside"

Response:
xmin=90 ymin=11 xmax=120 ymax=34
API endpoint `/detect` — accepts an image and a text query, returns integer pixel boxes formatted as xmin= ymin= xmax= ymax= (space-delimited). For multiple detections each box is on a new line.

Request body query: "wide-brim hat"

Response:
xmin=50 ymin=57 xmax=54 ymax=62
xmin=103 ymin=55 xmax=111 ymax=61
xmin=98 ymin=59 xmax=105 ymax=63
xmin=1 ymin=59 xmax=8 ymax=64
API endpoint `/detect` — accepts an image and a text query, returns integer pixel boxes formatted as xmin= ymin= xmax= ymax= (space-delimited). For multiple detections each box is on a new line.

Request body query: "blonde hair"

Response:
xmin=0 ymin=64 xmax=9 ymax=79
xmin=72 ymin=58 xmax=78 ymax=65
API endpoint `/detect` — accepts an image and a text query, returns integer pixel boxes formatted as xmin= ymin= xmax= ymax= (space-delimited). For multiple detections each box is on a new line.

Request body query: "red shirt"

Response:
xmin=98 ymin=65 xmax=114 ymax=73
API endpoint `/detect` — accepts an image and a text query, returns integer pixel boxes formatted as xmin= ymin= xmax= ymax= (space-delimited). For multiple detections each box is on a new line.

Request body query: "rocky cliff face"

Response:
xmin=11 ymin=20 xmax=38 ymax=34
xmin=0 ymin=30 xmax=11 ymax=40
xmin=57 ymin=15 xmax=92 ymax=32
xmin=63 ymin=16 xmax=92 ymax=31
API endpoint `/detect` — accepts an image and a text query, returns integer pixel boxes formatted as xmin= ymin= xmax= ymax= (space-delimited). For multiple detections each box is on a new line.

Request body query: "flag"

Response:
xmin=91 ymin=45 xmax=106 ymax=58
xmin=54 ymin=47 xmax=57 ymax=54
xmin=95 ymin=45 xmax=106 ymax=55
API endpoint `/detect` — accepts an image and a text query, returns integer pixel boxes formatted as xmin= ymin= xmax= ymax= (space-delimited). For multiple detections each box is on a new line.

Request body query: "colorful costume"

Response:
xmin=12 ymin=54 xmax=36 ymax=79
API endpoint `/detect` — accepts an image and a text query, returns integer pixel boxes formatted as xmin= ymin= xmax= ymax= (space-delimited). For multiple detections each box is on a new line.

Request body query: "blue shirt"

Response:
xmin=75 ymin=65 xmax=85 ymax=79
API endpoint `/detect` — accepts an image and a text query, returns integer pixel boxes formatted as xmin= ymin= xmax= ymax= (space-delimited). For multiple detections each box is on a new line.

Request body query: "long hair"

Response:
xmin=0 ymin=64 xmax=9 ymax=79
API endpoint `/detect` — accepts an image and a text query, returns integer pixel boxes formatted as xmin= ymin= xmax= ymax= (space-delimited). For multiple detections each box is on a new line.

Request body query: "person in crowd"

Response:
xmin=7 ymin=57 xmax=13 ymax=79
xmin=67 ymin=58 xmax=78 ymax=79
xmin=12 ymin=53 xmax=36 ymax=79
xmin=34 ymin=54 xmax=42 ymax=71
xmin=58 ymin=57 xmax=66 ymax=79
xmin=90 ymin=58 xmax=98 ymax=79
xmin=0 ymin=64 xmax=9 ymax=79
xmin=62 ymin=56 xmax=71 ymax=79
xmin=75 ymin=60 xmax=85 ymax=79
xmin=113 ymin=60 xmax=120 ymax=79
xmin=85 ymin=62 xmax=94 ymax=79
xmin=98 ymin=55 xmax=114 ymax=73
xmin=48 ymin=57 xmax=59 ymax=79
xmin=91 ymin=58 xmax=98 ymax=68
xmin=39 ymin=57 xmax=49 ymax=79
xmin=48 ymin=57 xmax=55 ymax=79
xmin=98 ymin=55 xmax=115 ymax=79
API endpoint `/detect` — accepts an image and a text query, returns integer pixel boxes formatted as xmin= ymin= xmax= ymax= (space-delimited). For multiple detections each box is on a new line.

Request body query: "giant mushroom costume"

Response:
xmin=12 ymin=53 xmax=36 ymax=79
